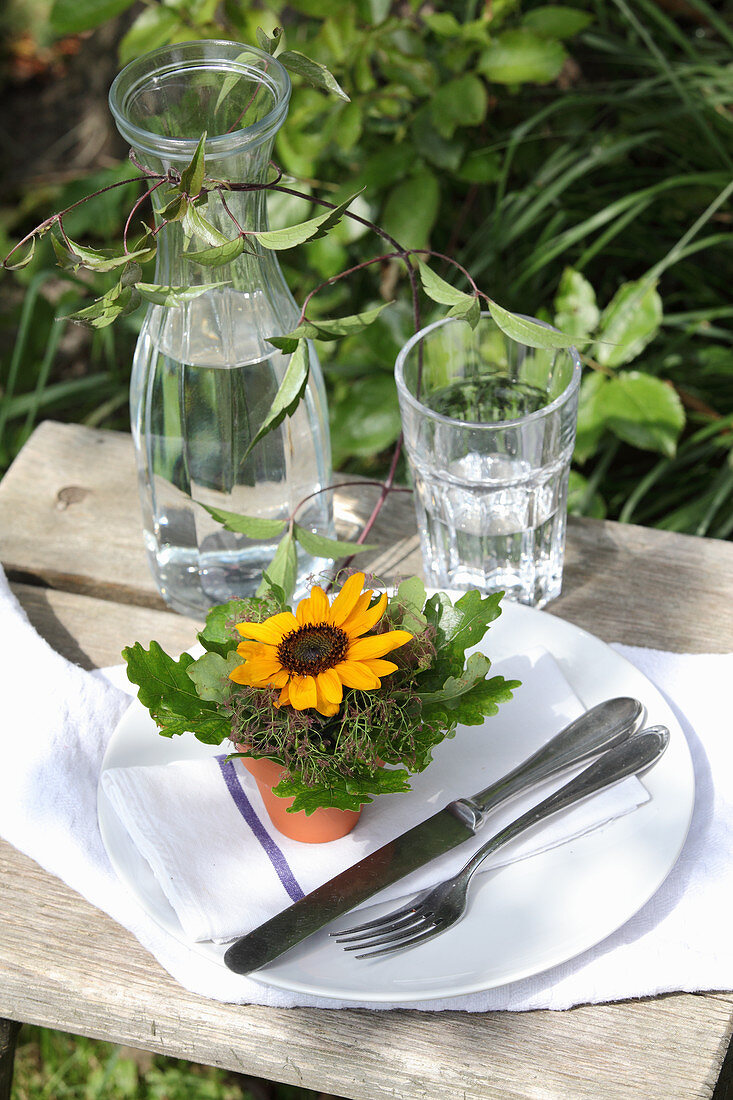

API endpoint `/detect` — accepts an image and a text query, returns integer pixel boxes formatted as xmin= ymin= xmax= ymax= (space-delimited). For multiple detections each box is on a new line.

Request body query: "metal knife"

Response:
xmin=223 ymin=695 xmax=643 ymax=974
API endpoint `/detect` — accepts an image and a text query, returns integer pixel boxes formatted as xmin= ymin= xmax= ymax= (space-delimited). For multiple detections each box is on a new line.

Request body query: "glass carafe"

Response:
xmin=109 ymin=41 xmax=332 ymax=618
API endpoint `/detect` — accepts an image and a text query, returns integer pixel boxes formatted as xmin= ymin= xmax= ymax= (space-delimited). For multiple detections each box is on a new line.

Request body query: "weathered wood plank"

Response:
xmin=0 ymin=421 xmax=418 ymax=610
xmin=1 ymin=421 xmax=731 ymax=653
xmin=11 ymin=583 xmax=198 ymax=670
xmin=0 ymin=835 xmax=729 ymax=1100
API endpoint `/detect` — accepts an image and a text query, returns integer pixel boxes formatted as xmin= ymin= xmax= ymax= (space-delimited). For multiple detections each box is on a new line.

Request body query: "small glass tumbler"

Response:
xmin=395 ymin=313 xmax=581 ymax=607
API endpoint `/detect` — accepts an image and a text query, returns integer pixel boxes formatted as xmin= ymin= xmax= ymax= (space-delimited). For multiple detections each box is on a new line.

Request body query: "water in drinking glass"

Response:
xmin=395 ymin=316 xmax=581 ymax=608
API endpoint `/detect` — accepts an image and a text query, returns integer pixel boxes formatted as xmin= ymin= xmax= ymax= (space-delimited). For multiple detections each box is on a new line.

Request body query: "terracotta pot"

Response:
xmin=235 ymin=746 xmax=362 ymax=843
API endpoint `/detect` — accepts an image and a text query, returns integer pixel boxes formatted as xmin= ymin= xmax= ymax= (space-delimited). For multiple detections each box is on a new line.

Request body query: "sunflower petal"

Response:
xmin=288 ymin=675 xmax=318 ymax=709
xmin=296 ymin=585 xmax=330 ymax=626
xmin=329 ymin=572 xmax=366 ymax=626
xmin=335 ymin=660 xmax=381 ymax=690
xmin=235 ymin=639 xmax=264 ymax=660
xmin=341 ymin=591 xmax=388 ymax=637
xmin=277 ymin=683 xmax=290 ymax=708
xmin=316 ymin=667 xmax=343 ymax=705
xmin=347 ymin=630 xmax=413 ymax=661
xmin=244 ymin=655 xmax=284 ymax=684
xmin=363 ymin=658 xmax=399 ymax=677
xmin=236 ymin=612 xmax=298 ymax=645
xmin=228 ymin=663 xmax=253 ymax=685
xmin=339 ymin=592 xmax=372 ymax=633
xmin=314 ymin=674 xmax=341 ymax=717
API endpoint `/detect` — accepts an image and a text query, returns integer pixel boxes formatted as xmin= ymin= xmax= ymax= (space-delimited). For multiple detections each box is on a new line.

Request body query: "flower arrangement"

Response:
xmin=123 ymin=572 xmax=520 ymax=816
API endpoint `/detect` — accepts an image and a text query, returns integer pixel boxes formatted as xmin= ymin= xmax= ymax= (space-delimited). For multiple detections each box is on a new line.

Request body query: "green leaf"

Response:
xmin=478 ymin=29 xmax=567 ymax=85
xmin=418 ymin=263 xmax=481 ymax=329
xmin=243 ymin=340 xmax=310 ymax=458
xmin=488 ymin=301 xmax=576 ymax=349
xmin=197 ymin=598 xmax=253 ymax=657
xmin=457 ymin=148 xmax=502 ymax=184
xmin=136 ymin=282 xmax=227 ymax=306
xmin=122 ymin=641 xmax=230 ymax=745
xmin=411 ymin=107 xmax=466 ymax=172
xmin=603 ymin=372 xmax=685 ymax=458
xmin=567 ymin=469 xmax=606 ymax=519
xmin=267 ymin=302 xmax=391 ymax=350
xmin=417 ymin=650 xmax=492 ymax=703
xmin=573 ymin=371 xmax=609 ymax=464
xmin=381 ymin=169 xmax=440 ymax=251
xmin=277 ymin=50 xmax=350 ymax=101
xmin=422 ymin=670 xmax=521 ymax=728
xmin=159 ymin=192 xmax=189 ymax=223
xmin=118 ymin=6 xmax=181 ymax=65
xmin=256 ymin=531 xmax=297 ymax=602
xmin=418 ymin=262 xmax=473 ymax=307
xmin=179 ymin=132 xmax=207 ymax=199
xmin=64 ymin=283 xmax=137 ymax=328
xmin=330 ymin=374 xmax=402 ymax=466
xmin=200 ymin=505 xmax=287 ymax=539
xmin=5 ymin=238 xmax=35 ymax=270
xmin=554 ymin=267 xmax=600 ymax=341
xmin=593 ymin=280 xmax=663 ymax=368
xmin=187 ymin=650 xmax=241 ymax=703
xmin=522 ymin=6 xmax=593 ymax=39
xmin=273 ymin=766 xmax=411 ymax=814
xmin=449 ymin=295 xmax=481 ymax=328
xmin=293 ymin=524 xmax=375 ymax=558
xmin=389 ymin=576 xmax=428 ymax=635
xmin=437 ymin=589 xmax=504 ymax=665
xmin=182 ymin=203 xmax=230 ymax=248
xmin=52 ymin=233 xmax=156 ymax=273
xmin=251 ymin=191 xmax=363 ymax=250
xmin=186 ymin=237 xmax=245 ymax=266
xmin=429 ymin=74 xmax=487 ymax=139
xmin=256 ymin=26 xmax=282 ymax=55
xmin=50 ymin=0 xmax=137 ymax=34
xmin=419 ymin=589 xmax=505 ymax=698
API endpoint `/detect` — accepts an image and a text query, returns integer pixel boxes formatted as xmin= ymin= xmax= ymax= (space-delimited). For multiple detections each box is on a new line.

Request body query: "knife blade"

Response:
xmin=223 ymin=695 xmax=643 ymax=974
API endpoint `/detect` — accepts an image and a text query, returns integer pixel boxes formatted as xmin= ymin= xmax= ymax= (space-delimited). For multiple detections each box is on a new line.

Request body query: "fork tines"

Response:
xmin=330 ymin=905 xmax=445 ymax=958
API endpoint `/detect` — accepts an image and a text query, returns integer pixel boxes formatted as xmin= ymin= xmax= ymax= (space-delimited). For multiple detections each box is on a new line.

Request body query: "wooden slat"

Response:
xmin=0 ymin=421 xmax=419 ymax=610
xmin=11 ymin=583 xmax=198 ymax=670
xmin=1 ymin=422 xmax=731 ymax=653
xmin=0 ymin=833 xmax=730 ymax=1100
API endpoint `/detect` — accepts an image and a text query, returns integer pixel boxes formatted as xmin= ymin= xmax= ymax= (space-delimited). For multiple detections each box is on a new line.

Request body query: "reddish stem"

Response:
xmin=2 ymin=174 xmax=157 ymax=269
xmin=123 ymin=178 xmax=167 ymax=253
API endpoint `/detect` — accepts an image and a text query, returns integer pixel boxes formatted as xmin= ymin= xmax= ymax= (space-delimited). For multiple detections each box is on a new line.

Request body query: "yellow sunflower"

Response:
xmin=228 ymin=573 xmax=413 ymax=717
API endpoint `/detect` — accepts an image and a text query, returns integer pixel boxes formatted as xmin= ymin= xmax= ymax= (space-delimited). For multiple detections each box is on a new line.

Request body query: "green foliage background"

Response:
xmin=1 ymin=0 xmax=732 ymax=538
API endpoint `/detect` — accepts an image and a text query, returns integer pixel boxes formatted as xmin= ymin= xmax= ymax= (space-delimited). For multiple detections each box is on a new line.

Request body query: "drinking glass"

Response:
xmin=395 ymin=313 xmax=581 ymax=607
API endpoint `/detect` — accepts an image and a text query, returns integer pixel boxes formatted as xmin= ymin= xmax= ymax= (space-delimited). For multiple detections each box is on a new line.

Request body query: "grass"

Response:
xmin=12 ymin=1025 xmax=322 ymax=1100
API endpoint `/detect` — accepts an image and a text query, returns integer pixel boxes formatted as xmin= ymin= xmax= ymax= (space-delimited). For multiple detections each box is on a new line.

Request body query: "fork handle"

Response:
xmin=459 ymin=726 xmax=669 ymax=885
xmin=451 ymin=696 xmax=643 ymax=831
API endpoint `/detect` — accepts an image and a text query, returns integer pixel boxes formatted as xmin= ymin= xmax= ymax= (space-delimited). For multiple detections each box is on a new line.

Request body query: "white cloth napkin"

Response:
xmin=100 ymin=685 xmax=646 ymax=944
xmin=0 ymin=562 xmax=731 ymax=1012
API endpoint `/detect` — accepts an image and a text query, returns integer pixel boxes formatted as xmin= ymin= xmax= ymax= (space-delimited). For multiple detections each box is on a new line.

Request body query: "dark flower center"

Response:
xmin=277 ymin=622 xmax=349 ymax=676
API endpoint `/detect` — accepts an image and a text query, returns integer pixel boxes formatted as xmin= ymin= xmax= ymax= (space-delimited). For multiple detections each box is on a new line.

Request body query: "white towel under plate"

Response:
xmin=1 ymin=563 xmax=731 ymax=1011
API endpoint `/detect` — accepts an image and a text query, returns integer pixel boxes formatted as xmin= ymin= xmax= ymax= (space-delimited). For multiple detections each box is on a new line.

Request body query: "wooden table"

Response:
xmin=1 ymin=419 xmax=733 ymax=1100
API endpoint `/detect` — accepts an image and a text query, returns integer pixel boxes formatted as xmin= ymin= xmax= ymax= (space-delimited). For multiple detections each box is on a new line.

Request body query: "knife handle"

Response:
xmin=449 ymin=696 xmax=643 ymax=832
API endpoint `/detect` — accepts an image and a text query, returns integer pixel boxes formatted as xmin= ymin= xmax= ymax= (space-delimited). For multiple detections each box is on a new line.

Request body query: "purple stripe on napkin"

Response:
xmin=216 ymin=757 xmax=304 ymax=904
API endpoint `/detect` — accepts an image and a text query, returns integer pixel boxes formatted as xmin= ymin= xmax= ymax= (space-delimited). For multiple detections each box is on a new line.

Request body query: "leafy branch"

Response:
xmin=2 ymin=39 xmax=578 ymax=600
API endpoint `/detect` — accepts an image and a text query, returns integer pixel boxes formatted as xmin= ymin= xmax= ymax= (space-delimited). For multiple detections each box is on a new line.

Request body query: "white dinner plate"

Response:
xmin=98 ymin=601 xmax=695 ymax=1003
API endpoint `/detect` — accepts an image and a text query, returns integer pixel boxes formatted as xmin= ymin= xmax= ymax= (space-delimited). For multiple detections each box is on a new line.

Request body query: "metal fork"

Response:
xmin=331 ymin=726 xmax=669 ymax=959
